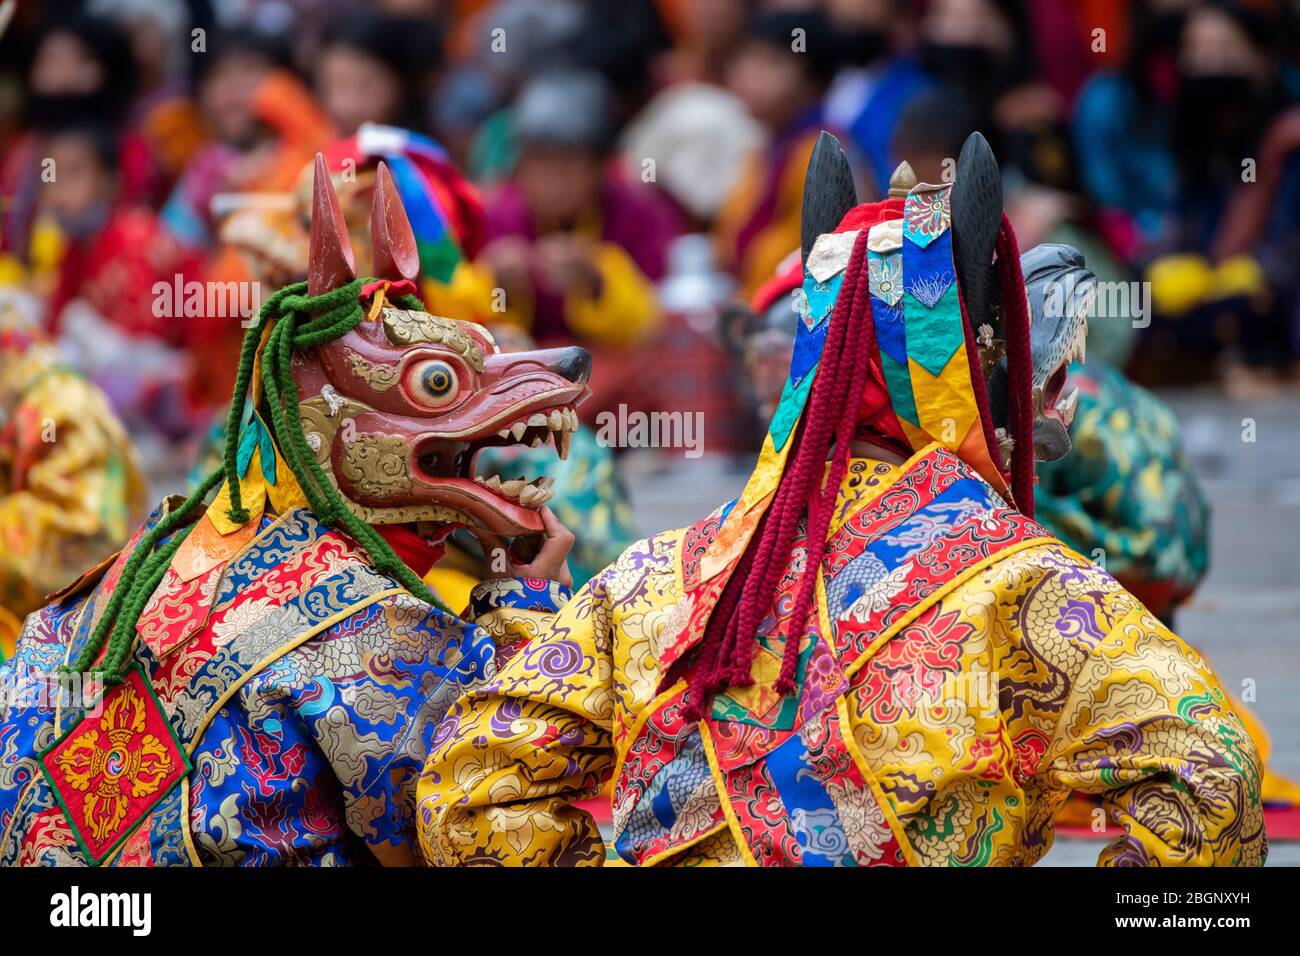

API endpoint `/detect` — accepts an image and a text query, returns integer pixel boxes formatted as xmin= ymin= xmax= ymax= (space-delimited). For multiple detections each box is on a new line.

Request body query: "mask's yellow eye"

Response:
xmin=407 ymin=359 xmax=460 ymax=408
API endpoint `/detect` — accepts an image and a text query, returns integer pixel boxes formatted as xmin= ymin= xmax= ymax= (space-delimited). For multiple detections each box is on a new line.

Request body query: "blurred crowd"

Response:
xmin=2 ymin=0 xmax=1300 ymax=467
xmin=4 ymin=0 xmax=1300 ymax=849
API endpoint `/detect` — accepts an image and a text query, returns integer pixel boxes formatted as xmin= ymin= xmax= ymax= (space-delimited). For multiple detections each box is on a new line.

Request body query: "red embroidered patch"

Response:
xmin=40 ymin=666 xmax=189 ymax=865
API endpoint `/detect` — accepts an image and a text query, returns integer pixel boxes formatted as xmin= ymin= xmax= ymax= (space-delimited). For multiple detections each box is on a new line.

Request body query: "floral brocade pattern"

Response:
xmin=418 ymin=448 xmax=1265 ymax=867
xmin=0 ymin=506 xmax=567 ymax=866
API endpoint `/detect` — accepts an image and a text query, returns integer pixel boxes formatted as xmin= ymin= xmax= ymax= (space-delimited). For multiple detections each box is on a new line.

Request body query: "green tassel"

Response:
xmin=64 ymin=283 xmax=452 ymax=684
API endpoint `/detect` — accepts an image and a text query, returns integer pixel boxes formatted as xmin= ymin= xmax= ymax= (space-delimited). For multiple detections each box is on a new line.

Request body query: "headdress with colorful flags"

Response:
xmin=663 ymin=131 xmax=1036 ymax=719
xmin=321 ymin=123 xmax=485 ymax=284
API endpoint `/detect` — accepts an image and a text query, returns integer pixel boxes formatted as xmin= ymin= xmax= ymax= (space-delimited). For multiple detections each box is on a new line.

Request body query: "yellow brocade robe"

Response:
xmin=417 ymin=451 xmax=1266 ymax=866
xmin=0 ymin=302 xmax=147 ymax=658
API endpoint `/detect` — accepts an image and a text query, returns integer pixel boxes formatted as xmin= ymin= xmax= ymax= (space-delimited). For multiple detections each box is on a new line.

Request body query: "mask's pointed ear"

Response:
xmin=950 ymin=131 xmax=1002 ymax=332
xmin=800 ymin=130 xmax=857 ymax=265
xmin=307 ymin=153 xmax=357 ymax=296
xmin=370 ymin=161 xmax=420 ymax=285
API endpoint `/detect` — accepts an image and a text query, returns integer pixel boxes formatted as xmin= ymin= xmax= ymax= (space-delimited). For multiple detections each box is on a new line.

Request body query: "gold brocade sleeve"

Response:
xmin=0 ymin=369 xmax=146 ymax=637
xmin=417 ymin=574 xmax=616 ymax=866
xmin=1039 ymin=608 xmax=1267 ymax=866
xmin=463 ymin=578 xmax=575 ymax=656
xmin=418 ymin=530 xmax=685 ymax=866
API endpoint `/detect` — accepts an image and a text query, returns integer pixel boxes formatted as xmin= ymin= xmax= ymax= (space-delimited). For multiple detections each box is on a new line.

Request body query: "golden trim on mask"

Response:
xmin=339 ymin=433 xmax=413 ymax=499
xmin=380 ymin=307 xmax=485 ymax=373
xmin=344 ymin=348 xmax=400 ymax=391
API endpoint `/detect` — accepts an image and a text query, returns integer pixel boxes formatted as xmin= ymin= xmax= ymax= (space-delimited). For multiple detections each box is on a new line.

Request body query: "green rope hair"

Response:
xmin=65 ymin=279 xmax=455 ymax=685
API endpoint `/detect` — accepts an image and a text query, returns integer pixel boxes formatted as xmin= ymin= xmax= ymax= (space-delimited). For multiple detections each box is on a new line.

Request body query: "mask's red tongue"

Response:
xmin=376 ymin=524 xmax=457 ymax=577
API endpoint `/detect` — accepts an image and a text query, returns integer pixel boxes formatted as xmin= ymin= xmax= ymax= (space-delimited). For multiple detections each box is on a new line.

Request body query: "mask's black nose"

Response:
xmin=548 ymin=346 xmax=592 ymax=385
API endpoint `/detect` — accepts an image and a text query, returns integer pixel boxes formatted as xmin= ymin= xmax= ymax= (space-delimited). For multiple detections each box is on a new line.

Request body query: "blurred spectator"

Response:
xmin=454 ymin=0 xmax=669 ymax=185
xmin=1172 ymin=1 xmax=1289 ymax=251
xmin=917 ymin=0 xmax=1069 ymax=185
xmin=159 ymin=28 xmax=328 ymax=252
xmin=893 ymin=85 xmax=1138 ymax=366
xmin=714 ymin=10 xmax=843 ymax=297
xmin=565 ymin=0 xmax=671 ymax=122
xmin=1 ymin=11 xmax=156 ymax=262
xmin=479 ymin=70 xmax=683 ymax=418
xmin=1073 ymin=0 xmax=1194 ymax=256
xmin=1023 ymin=0 xmax=1093 ymax=105
xmin=152 ymin=28 xmax=332 ymax=408
xmin=314 ymin=10 xmax=443 ymax=137
xmin=481 ymin=71 xmax=670 ymax=340
xmin=1120 ymin=2 xmax=1300 ymax=389
xmin=40 ymin=120 xmax=194 ymax=339
xmin=33 ymin=119 xmax=204 ymax=444
xmin=890 ymin=85 xmax=983 ymax=185
xmin=620 ymin=83 xmax=762 ymax=230
xmin=823 ymin=0 xmax=932 ymax=196
xmin=917 ymin=0 xmax=1035 ymax=107
xmin=654 ymin=0 xmax=751 ymax=88
xmin=456 ymin=0 xmax=587 ymax=183
xmin=90 ymin=0 xmax=208 ymax=184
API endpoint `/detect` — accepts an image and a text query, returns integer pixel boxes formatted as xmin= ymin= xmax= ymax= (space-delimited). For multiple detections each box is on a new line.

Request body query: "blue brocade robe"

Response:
xmin=0 ymin=504 xmax=567 ymax=866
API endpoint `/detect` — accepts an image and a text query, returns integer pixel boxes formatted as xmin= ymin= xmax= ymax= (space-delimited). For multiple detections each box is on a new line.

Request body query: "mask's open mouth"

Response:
xmin=1039 ymin=363 xmax=1079 ymax=430
xmin=1035 ymin=303 xmax=1087 ymax=434
xmin=409 ymin=401 xmax=581 ymax=535
xmin=1033 ymin=361 xmax=1080 ymax=462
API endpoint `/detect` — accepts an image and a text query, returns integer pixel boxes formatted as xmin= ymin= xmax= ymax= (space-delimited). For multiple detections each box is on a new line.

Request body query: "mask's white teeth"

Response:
xmin=564 ymin=407 xmax=578 ymax=431
xmin=519 ymin=481 xmax=555 ymax=508
xmin=528 ymin=413 xmax=547 ymax=428
xmin=548 ymin=409 xmax=564 ymax=431
xmin=1070 ymin=324 xmax=1086 ymax=365
xmin=530 ymin=435 xmax=544 ymax=448
xmin=474 ymin=471 xmax=554 ymax=506
xmin=558 ymin=429 xmax=572 ymax=460
xmin=497 ymin=427 xmax=510 ymax=439
xmin=508 ymin=421 xmax=526 ymax=441
xmin=1057 ymin=386 xmax=1080 ymax=427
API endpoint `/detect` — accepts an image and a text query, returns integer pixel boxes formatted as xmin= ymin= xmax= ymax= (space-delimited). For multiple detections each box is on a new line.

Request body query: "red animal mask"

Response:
xmin=292 ymin=156 xmax=591 ymax=537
